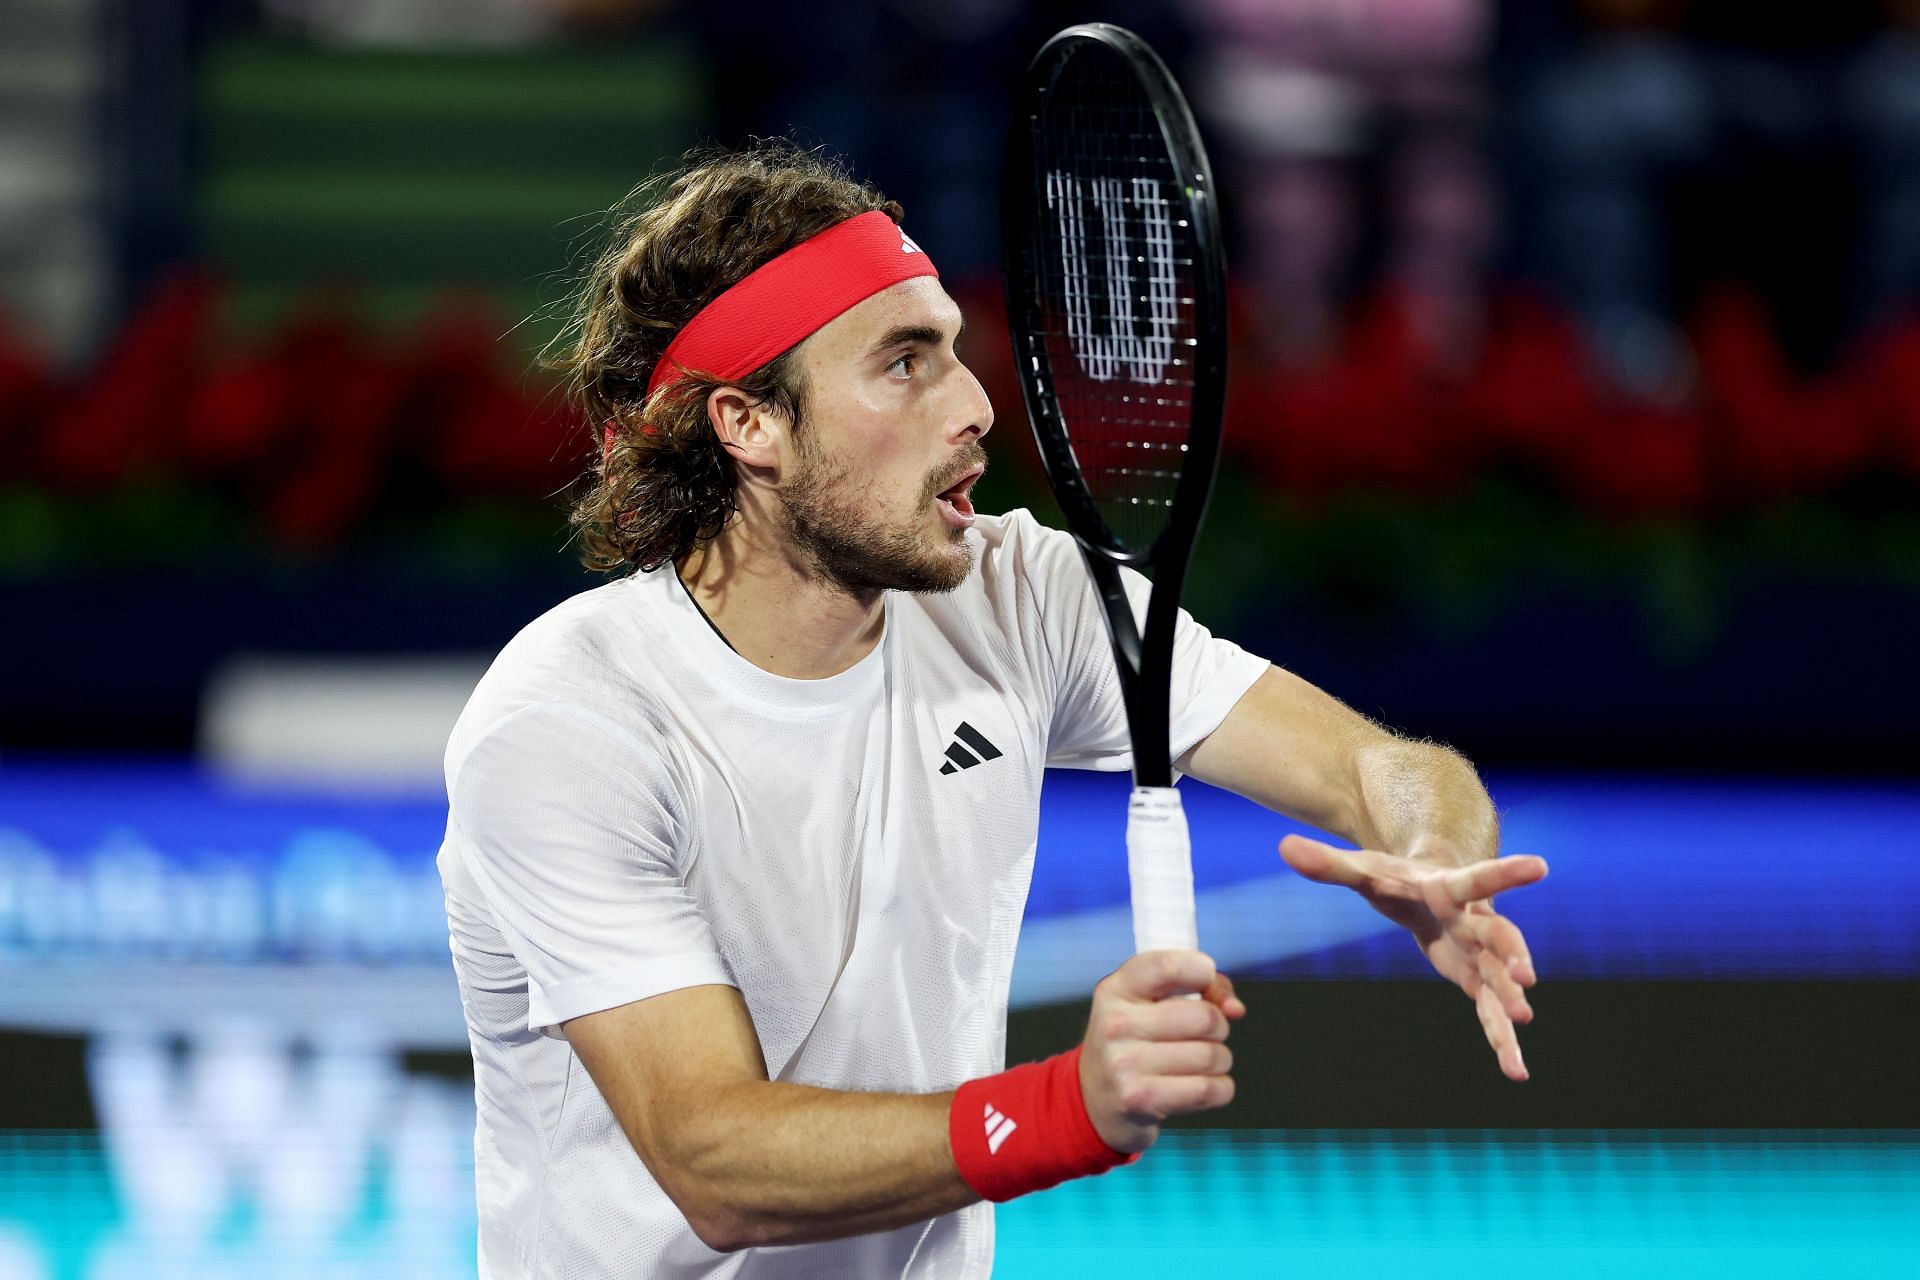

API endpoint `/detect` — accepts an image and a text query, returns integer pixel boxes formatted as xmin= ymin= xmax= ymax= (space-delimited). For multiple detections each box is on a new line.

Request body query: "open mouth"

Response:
xmin=934 ymin=463 xmax=985 ymax=529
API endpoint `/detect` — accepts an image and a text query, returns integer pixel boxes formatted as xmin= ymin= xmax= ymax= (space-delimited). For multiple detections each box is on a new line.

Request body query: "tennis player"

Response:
xmin=436 ymin=143 xmax=1546 ymax=1277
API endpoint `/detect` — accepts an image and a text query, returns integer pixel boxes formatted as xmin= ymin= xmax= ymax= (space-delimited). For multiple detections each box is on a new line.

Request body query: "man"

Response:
xmin=437 ymin=143 xmax=1546 ymax=1278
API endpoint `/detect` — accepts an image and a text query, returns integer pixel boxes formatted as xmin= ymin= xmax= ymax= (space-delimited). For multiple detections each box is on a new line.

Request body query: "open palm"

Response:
xmin=1279 ymin=834 xmax=1548 ymax=1081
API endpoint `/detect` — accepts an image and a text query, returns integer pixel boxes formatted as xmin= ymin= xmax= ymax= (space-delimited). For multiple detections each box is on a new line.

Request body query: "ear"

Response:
xmin=707 ymin=384 xmax=791 ymax=474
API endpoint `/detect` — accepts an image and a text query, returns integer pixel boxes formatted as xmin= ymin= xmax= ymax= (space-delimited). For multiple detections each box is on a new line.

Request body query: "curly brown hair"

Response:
xmin=551 ymin=142 xmax=904 ymax=573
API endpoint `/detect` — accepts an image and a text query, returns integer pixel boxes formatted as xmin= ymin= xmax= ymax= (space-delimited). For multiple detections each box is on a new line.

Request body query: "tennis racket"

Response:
xmin=1002 ymin=24 xmax=1229 ymax=957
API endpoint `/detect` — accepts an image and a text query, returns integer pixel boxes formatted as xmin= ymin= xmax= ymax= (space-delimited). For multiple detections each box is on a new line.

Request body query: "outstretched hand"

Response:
xmin=1279 ymin=834 xmax=1548 ymax=1081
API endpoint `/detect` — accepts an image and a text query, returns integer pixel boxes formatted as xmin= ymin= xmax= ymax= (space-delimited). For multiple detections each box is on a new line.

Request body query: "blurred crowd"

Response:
xmin=3 ymin=0 xmax=1920 ymax=556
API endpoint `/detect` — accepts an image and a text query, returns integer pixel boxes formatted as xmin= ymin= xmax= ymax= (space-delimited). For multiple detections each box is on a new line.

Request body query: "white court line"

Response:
xmin=1009 ymin=872 xmax=1399 ymax=1007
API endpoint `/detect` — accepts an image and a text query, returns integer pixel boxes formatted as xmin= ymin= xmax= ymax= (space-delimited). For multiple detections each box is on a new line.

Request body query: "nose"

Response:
xmin=953 ymin=360 xmax=994 ymax=443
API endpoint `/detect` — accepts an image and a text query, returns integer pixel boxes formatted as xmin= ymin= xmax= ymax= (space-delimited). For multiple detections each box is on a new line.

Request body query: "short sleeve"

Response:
xmin=1021 ymin=515 xmax=1269 ymax=771
xmin=444 ymin=700 xmax=732 ymax=1036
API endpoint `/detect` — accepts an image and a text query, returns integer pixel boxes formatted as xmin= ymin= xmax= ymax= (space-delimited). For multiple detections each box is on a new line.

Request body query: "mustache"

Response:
xmin=925 ymin=443 xmax=989 ymax=501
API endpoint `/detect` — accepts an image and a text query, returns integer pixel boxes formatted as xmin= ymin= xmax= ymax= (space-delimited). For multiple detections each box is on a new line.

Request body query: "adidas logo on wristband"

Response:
xmin=983 ymin=1103 xmax=1018 ymax=1155
xmin=951 ymin=1048 xmax=1132 ymax=1202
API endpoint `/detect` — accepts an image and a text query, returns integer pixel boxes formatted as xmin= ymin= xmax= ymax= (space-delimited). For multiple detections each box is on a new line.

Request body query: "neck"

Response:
xmin=676 ymin=506 xmax=884 ymax=680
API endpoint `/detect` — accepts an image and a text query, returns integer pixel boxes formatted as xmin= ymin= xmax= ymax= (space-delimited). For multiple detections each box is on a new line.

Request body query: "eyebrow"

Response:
xmin=865 ymin=317 xmax=966 ymax=359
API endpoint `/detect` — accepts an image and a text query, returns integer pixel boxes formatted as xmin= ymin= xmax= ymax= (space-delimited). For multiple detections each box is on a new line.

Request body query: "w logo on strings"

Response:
xmin=1043 ymin=170 xmax=1178 ymax=385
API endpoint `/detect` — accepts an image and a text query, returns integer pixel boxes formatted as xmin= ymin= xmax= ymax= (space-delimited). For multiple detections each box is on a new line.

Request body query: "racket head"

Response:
xmin=1002 ymin=23 xmax=1228 ymax=567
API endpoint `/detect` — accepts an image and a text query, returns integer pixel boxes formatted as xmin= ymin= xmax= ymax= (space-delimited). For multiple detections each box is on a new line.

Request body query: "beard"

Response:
xmin=779 ymin=436 xmax=985 ymax=596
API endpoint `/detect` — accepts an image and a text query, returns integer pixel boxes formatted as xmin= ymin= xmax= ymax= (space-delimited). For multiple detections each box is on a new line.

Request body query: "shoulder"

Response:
xmin=955 ymin=509 xmax=1093 ymax=632
xmin=445 ymin=571 xmax=682 ymax=781
xmin=530 ymin=570 xmax=666 ymax=653
xmin=897 ymin=509 xmax=1086 ymax=668
xmin=475 ymin=573 xmax=665 ymax=701
xmin=970 ymin=506 xmax=1061 ymax=550
xmin=967 ymin=507 xmax=1082 ymax=588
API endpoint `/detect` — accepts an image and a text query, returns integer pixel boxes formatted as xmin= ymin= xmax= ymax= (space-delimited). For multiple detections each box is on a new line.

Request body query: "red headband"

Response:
xmin=648 ymin=210 xmax=939 ymax=396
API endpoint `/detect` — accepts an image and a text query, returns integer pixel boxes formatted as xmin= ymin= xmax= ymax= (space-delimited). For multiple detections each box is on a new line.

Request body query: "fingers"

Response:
xmin=1105 ymin=1037 xmax=1235 ymax=1123
xmin=1106 ymin=956 xmax=1241 ymax=1027
xmin=1124 ymin=1039 xmax=1233 ymax=1079
xmin=1430 ymin=913 xmax=1536 ymax=1078
xmin=1203 ymin=969 xmax=1247 ymax=1020
xmin=1499 ymin=915 xmax=1538 ymax=986
xmin=1281 ymin=836 xmax=1549 ymax=914
xmin=1279 ymin=834 xmax=1544 ymax=1082
xmin=1427 ymin=910 xmax=1535 ymax=1023
xmin=1426 ymin=943 xmax=1532 ymax=1082
xmin=1475 ymin=939 xmax=1533 ymax=1025
xmin=1477 ymin=983 xmax=1529 ymax=1081
xmin=1117 ymin=1071 xmax=1236 ymax=1121
xmin=1280 ymin=836 xmax=1436 ymax=928
xmin=1440 ymin=855 xmax=1548 ymax=907
xmin=1468 ymin=908 xmax=1537 ymax=990
xmin=1278 ymin=834 xmax=1400 ymax=891
xmin=1107 ymin=949 xmax=1217 ymax=1003
xmin=1082 ymin=951 xmax=1241 ymax=1151
xmin=1095 ymin=986 xmax=1231 ymax=1044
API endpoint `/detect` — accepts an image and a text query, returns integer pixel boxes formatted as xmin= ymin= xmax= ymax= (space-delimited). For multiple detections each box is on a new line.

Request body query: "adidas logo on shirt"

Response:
xmin=938 ymin=722 xmax=1002 ymax=775
xmin=983 ymin=1102 xmax=1017 ymax=1155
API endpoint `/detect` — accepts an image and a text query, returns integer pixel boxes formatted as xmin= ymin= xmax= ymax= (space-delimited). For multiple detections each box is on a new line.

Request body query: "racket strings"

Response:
xmin=1019 ymin=44 xmax=1205 ymax=551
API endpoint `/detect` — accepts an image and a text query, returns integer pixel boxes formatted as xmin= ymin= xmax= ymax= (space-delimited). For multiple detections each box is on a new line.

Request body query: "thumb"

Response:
xmin=1278 ymin=834 xmax=1374 ymax=891
xmin=1114 ymin=949 xmax=1218 ymax=1002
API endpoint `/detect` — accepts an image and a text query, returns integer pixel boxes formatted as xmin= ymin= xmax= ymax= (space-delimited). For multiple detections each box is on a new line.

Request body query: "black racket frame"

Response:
xmin=1002 ymin=22 xmax=1229 ymax=789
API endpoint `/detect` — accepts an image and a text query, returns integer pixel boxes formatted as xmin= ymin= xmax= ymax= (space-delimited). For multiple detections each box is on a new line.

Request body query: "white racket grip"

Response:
xmin=1127 ymin=785 xmax=1197 ymax=954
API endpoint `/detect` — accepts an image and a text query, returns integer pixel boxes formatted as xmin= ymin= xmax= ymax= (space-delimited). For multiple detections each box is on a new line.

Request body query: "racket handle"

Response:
xmin=1127 ymin=785 xmax=1197 ymax=954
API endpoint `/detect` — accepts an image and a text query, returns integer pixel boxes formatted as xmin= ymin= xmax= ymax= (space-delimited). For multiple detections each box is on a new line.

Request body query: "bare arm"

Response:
xmin=1176 ymin=663 xmax=1546 ymax=1080
xmin=564 ymin=954 xmax=1243 ymax=1253
xmin=565 ymin=984 xmax=970 ymax=1253
xmin=1177 ymin=664 xmax=1496 ymax=861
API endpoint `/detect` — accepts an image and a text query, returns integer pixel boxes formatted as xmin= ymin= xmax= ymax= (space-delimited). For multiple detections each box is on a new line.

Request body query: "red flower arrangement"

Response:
xmin=0 ymin=270 xmax=1911 ymax=557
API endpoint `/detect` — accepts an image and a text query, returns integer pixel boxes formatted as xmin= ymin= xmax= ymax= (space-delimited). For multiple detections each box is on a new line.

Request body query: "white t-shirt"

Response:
xmin=437 ymin=508 xmax=1268 ymax=1279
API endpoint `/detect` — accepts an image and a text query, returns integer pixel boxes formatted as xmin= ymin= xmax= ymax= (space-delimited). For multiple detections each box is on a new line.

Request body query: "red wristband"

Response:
xmin=949 ymin=1046 xmax=1138 ymax=1203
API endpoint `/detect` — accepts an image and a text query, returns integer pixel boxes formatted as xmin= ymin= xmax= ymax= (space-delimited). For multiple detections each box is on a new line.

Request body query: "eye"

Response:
xmin=887 ymin=351 xmax=918 ymax=379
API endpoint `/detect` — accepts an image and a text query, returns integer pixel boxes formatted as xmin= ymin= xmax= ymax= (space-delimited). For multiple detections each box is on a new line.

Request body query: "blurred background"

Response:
xmin=1 ymin=0 xmax=1916 ymax=1275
